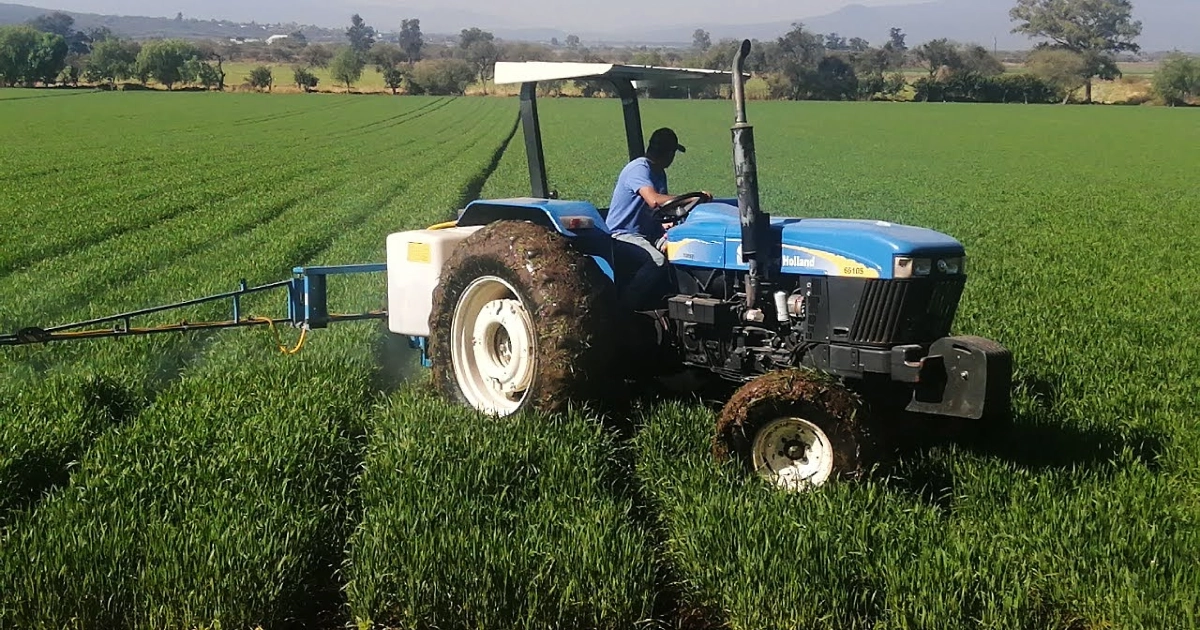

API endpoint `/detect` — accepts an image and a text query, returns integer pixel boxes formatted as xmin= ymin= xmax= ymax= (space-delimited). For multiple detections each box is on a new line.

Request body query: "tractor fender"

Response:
xmin=587 ymin=254 xmax=615 ymax=282
xmin=456 ymin=198 xmax=616 ymax=281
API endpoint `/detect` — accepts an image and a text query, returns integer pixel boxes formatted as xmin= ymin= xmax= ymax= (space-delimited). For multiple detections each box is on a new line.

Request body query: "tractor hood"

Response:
xmin=666 ymin=203 xmax=965 ymax=280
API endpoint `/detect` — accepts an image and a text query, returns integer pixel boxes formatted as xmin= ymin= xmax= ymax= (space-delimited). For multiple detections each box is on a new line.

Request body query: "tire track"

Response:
xmin=227 ymin=93 xmax=360 ymax=127
xmin=337 ymin=97 xmax=450 ymax=135
xmin=0 ymin=89 xmax=100 ymax=104
xmin=456 ymin=109 xmax=521 ymax=206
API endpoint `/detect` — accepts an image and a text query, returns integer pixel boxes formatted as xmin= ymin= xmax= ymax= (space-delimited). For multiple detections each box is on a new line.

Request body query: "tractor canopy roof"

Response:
xmin=493 ymin=61 xmax=743 ymax=200
xmin=493 ymin=62 xmax=735 ymax=88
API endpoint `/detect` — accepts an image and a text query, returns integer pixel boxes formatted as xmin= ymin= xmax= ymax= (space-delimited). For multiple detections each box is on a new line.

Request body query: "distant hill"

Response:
xmin=0 ymin=1 xmax=507 ymax=40
xmin=768 ymin=0 xmax=1197 ymax=53
xmin=0 ymin=2 xmax=40 ymax=23
xmin=0 ymin=2 xmax=350 ymax=40
xmin=591 ymin=0 xmax=1199 ymax=52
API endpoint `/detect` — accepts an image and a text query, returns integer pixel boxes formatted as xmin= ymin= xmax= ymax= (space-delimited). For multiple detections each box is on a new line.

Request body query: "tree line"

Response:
xmin=0 ymin=14 xmax=229 ymax=90
xmin=677 ymin=0 xmax=1193 ymax=105
xmin=1 ymin=0 xmax=1197 ymax=104
xmin=0 ymin=12 xmax=489 ymax=95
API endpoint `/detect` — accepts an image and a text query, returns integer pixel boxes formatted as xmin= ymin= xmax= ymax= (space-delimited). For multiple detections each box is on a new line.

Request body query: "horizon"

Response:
xmin=2 ymin=0 xmax=1193 ymax=52
xmin=15 ymin=0 xmax=922 ymax=32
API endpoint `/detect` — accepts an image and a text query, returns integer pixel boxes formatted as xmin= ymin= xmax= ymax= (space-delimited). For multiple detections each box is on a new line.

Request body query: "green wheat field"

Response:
xmin=1 ymin=89 xmax=1198 ymax=629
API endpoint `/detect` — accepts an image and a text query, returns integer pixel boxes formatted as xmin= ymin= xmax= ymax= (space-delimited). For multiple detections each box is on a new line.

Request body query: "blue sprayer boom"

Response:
xmin=0 ymin=264 xmax=385 ymax=348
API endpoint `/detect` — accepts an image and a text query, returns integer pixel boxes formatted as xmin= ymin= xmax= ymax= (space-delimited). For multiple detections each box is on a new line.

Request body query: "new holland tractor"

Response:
xmin=386 ymin=40 xmax=1013 ymax=490
xmin=1 ymin=41 xmax=1012 ymax=492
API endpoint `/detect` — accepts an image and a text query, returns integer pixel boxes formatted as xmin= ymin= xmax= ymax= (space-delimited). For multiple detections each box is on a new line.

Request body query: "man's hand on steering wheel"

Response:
xmin=655 ymin=191 xmax=713 ymax=223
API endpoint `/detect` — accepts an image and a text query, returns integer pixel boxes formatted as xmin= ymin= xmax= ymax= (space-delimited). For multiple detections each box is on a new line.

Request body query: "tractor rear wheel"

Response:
xmin=428 ymin=220 xmax=616 ymax=417
xmin=713 ymin=369 xmax=879 ymax=492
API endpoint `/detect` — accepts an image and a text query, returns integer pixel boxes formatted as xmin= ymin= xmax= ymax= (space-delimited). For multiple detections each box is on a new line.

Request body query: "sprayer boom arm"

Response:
xmin=0 ymin=264 xmax=387 ymax=347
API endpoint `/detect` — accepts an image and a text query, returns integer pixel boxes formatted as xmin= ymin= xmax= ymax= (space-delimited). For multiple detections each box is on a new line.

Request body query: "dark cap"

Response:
xmin=647 ymin=127 xmax=686 ymax=155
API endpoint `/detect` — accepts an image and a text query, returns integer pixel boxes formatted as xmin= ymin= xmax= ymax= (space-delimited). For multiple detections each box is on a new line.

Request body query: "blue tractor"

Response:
xmin=387 ymin=40 xmax=1013 ymax=491
xmin=1 ymin=41 xmax=1012 ymax=492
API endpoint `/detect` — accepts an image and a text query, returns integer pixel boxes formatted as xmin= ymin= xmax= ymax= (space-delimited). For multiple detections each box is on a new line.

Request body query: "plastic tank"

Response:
xmin=386 ymin=226 xmax=482 ymax=337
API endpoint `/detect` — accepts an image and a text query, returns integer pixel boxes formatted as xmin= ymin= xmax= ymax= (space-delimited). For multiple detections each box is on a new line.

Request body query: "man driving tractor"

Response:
xmin=607 ymin=127 xmax=709 ymax=312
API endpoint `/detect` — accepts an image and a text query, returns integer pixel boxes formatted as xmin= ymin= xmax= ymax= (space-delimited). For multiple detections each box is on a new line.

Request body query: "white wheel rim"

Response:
xmin=751 ymin=417 xmax=835 ymax=491
xmin=450 ymin=276 xmax=536 ymax=417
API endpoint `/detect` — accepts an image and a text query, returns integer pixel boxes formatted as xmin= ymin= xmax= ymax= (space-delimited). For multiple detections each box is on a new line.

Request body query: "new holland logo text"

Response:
xmin=783 ymin=255 xmax=817 ymax=268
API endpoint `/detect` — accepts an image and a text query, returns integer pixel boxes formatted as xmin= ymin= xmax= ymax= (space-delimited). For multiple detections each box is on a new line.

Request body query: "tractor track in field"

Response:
xmin=0 ymin=153 xmax=345 ymax=284
xmin=604 ymin=395 xmax=735 ymax=630
xmin=0 ymin=97 xmax=461 ymax=251
xmin=1 ymin=162 xmax=396 ymax=339
xmin=227 ymin=94 xmax=360 ymax=127
xmin=0 ymin=142 xmax=234 ymax=186
xmin=0 ymin=111 xmax=406 ymax=195
xmin=457 ymin=109 xmax=521 ymax=210
xmin=2 ymin=169 xmax=393 ymax=358
xmin=337 ymin=96 xmax=451 ymax=135
xmin=0 ymin=89 xmax=101 ymax=104
xmin=0 ymin=185 xmax=327 ymax=317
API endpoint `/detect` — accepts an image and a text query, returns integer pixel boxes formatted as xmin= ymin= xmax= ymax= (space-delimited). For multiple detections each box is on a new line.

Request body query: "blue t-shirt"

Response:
xmin=607 ymin=157 xmax=667 ymax=241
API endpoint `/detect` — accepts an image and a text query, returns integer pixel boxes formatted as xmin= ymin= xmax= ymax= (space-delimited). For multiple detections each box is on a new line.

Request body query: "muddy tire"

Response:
xmin=428 ymin=220 xmax=616 ymax=416
xmin=713 ymin=369 xmax=879 ymax=491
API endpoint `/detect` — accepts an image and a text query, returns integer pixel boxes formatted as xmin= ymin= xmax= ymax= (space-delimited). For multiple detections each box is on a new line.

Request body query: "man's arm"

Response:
xmin=637 ymin=185 xmax=675 ymax=209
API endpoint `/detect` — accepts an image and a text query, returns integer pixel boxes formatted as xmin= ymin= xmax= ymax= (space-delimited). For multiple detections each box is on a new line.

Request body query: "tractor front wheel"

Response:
xmin=713 ymin=369 xmax=879 ymax=492
xmin=428 ymin=220 xmax=615 ymax=417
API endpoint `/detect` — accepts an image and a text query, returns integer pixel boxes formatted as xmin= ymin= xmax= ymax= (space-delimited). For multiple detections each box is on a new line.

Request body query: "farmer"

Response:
xmin=606 ymin=127 xmax=704 ymax=312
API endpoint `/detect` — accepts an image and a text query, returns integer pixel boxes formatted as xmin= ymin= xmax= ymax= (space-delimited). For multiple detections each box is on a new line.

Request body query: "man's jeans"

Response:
xmin=612 ymin=232 xmax=668 ymax=312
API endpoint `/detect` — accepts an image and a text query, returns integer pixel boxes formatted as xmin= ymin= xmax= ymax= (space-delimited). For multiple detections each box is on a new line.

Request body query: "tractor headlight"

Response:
xmin=894 ymin=257 xmax=933 ymax=278
xmin=938 ymin=257 xmax=963 ymax=275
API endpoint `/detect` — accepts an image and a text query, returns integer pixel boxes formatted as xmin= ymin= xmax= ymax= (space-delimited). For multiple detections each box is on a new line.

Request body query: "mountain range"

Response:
xmin=665 ymin=0 xmax=1197 ymax=52
xmin=0 ymin=0 xmax=1195 ymax=51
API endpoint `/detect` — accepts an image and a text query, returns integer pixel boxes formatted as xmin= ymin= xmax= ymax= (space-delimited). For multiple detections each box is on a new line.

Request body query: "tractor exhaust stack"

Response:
xmin=731 ymin=39 xmax=769 ymax=309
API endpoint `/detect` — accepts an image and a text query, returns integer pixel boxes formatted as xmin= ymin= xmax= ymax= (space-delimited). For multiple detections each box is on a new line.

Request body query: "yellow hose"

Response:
xmin=427 ymin=221 xmax=457 ymax=230
xmin=251 ymin=316 xmax=308 ymax=354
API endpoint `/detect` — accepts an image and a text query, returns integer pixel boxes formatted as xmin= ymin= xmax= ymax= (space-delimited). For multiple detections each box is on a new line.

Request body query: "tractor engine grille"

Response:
xmin=849 ymin=278 xmax=964 ymax=345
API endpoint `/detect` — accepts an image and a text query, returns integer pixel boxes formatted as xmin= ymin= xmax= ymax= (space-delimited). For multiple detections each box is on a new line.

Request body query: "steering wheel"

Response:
xmin=655 ymin=191 xmax=713 ymax=223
